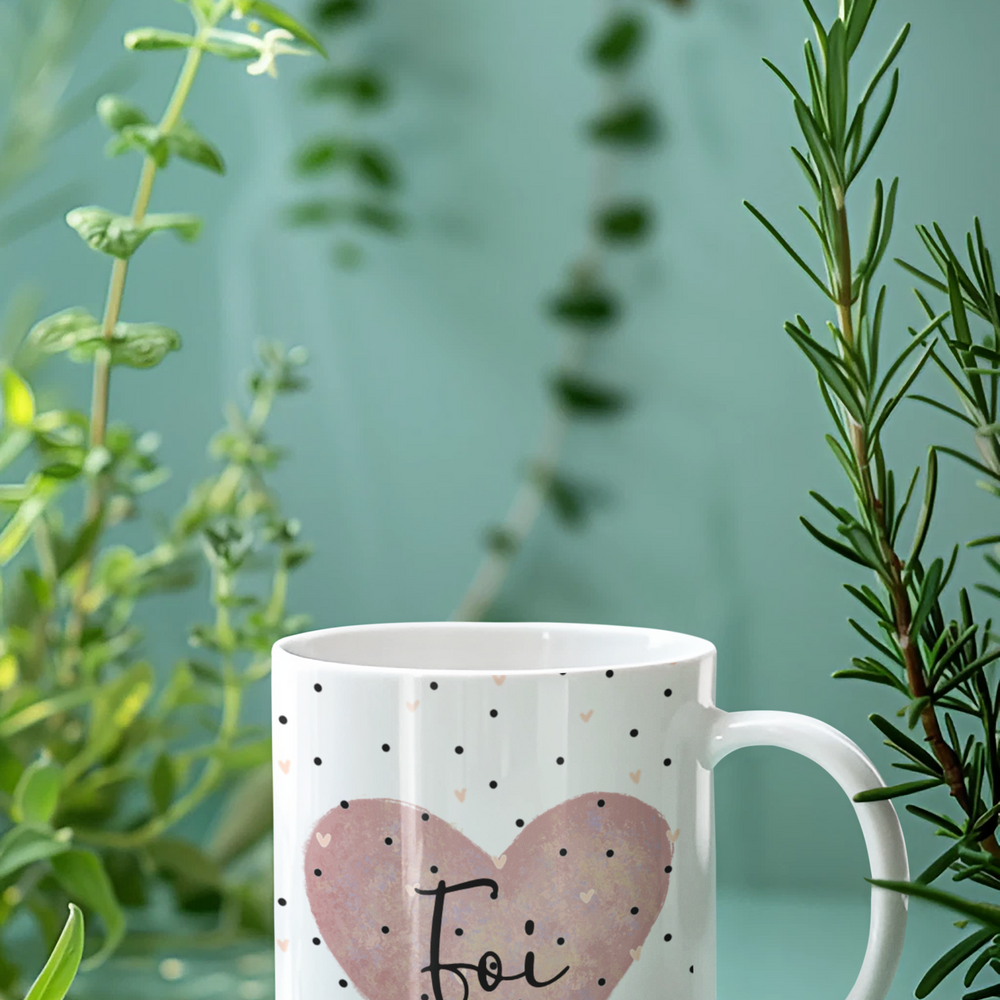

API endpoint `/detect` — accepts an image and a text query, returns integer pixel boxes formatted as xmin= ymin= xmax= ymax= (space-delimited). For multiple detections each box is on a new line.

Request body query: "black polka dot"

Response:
xmin=598 ymin=979 xmax=606 ymax=986
xmin=314 ymin=683 xmax=322 ymax=692
xmin=664 ymin=758 xmax=672 ymax=767
xmin=455 ymin=928 xmax=463 ymax=936
xmin=385 ymin=837 xmax=393 ymax=845
xmin=690 ymin=966 xmax=694 ymax=973
xmin=606 ymin=669 xmax=614 ymax=678
xmin=421 ymin=812 xmax=429 ymax=821
xmin=606 ymin=850 xmax=614 ymax=857
xmin=312 ymin=937 xmax=320 ymax=945
xmin=665 ymin=865 xmax=672 ymax=873
xmin=490 ymin=709 xmax=498 ymax=718
xmin=556 ymin=756 xmax=565 ymax=765
xmin=630 ymin=906 xmax=639 ymax=915
xmin=314 ymin=869 xmax=322 ymax=877
xmin=664 ymin=688 xmax=672 ymax=697
xmin=597 ymin=798 xmax=605 ymax=807
xmin=430 ymin=865 xmax=438 ymax=873
xmin=630 ymin=728 xmax=639 ymax=737
xmin=525 ymin=920 xmax=534 ymax=935
xmin=278 ymin=897 xmax=287 ymax=906
xmin=430 ymin=681 xmax=439 ymax=690
xmin=455 ymin=746 xmax=464 ymax=755
xmin=557 ymin=937 xmax=565 ymax=945
xmin=559 ymin=848 xmax=567 ymax=856
xmin=381 ymin=926 xmax=389 ymax=934
xmin=340 ymin=800 xmax=349 ymax=809
xmin=421 ymin=995 xmax=428 ymax=1000
xmin=382 ymin=743 xmax=391 ymax=752
xmin=516 ymin=818 xmax=524 ymax=828
xmin=340 ymin=982 xmax=348 ymax=989
xmin=489 ymin=780 xmax=498 ymax=789
xmin=314 ymin=757 xmax=322 ymax=765
xmin=664 ymin=933 xmax=673 ymax=941
xmin=278 ymin=715 xmax=288 ymax=724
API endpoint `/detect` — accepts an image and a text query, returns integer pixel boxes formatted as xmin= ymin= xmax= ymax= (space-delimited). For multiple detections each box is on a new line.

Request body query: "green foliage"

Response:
xmin=453 ymin=0 xmax=680 ymax=622
xmin=0 ymin=0 xmax=316 ymax=994
xmin=750 ymin=2 xmax=1000 ymax=996
xmin=24 ymin=906 xmax=83 ymax=1000
xmin=588 ymin=100 xmax=660 ymax=147
xmin=292 ymin=0 xmax=402 ymax=266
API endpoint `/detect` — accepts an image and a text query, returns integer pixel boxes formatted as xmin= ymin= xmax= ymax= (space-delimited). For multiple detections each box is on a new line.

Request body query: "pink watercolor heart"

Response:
xmin=304 ymin=793 xmax=674 ymax=1000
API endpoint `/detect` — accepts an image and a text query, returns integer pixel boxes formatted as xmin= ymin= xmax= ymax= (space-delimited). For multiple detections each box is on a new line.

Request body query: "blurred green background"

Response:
xmin=4 ymin=0 xmax=1000 ymax=994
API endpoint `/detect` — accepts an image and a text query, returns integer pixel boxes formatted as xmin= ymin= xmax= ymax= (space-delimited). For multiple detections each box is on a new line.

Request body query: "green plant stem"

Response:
xmin=65 ymin=43 xmax=207 ymax=664
xmin=831 ymin=188 xmax=977 ymax=825
xmin=453 ymin=335 xmax=582 ymax=622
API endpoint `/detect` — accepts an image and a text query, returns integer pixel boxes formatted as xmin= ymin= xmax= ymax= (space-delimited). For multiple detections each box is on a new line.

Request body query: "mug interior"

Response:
xmin=275 ymin=622 xmax=715 ymax=674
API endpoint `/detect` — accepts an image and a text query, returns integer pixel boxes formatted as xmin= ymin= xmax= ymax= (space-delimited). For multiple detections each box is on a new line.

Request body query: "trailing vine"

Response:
xmin=287 ymin=0 xmax=404 ymax=267
xmin=454 ymin=0 xmax=690 ymax=622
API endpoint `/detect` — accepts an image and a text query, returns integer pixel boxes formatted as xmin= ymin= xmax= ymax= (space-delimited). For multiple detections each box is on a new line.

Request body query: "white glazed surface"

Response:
xmin=271 ymin=622 xmax=907 ymax=1000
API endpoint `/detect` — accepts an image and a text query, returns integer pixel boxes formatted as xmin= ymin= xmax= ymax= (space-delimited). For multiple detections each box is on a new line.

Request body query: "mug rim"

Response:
xmin=272 ymin=621 xmax=717 ymax=676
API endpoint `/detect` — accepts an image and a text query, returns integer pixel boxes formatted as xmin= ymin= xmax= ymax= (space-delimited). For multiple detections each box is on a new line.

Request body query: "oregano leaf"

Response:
xmin=552 ymin=375 xmax=629 ymax=416
xmin=168 ymin=122 xmax=226 ymax=175
xmin=590 ymin=13 xmax=645 ymax=70
xmin=96 ymin=95 xmax=149 ymax=133
xmin=588 ymin=101 xmax=660 ymax=147
xmin=66 ymin=207 xmax=152 ymax=259
xmin=124 ymin=28 xmax=196 ymax=51
xmin=596 ymin=202 xmax=654 ymax=243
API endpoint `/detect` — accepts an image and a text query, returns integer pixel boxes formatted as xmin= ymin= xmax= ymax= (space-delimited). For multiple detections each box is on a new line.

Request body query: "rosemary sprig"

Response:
xmin=751 ymin=3 xmax=1000 ymax=994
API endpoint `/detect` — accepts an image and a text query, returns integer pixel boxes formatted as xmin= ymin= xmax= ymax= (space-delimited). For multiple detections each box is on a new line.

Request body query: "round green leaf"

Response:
xmin=13 ymin=758 xmax=62 ymax=826
xmin=96 ymin=95 xmax=149 ymax=133
xmin=28 ymin=309 xmax=100 ymax=355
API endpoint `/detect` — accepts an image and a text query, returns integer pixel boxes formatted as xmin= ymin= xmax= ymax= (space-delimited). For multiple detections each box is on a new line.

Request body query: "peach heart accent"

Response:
xmin=492 ymin=854 xmax=507 ymax=869
xmin=316 ymin=832 xmax=331 ymax=848
xmin=630 ymin=769 xmax=642 ymax=784
xmin=304 ymin=794 xmax=674 ymax=1000
xmin=668 ymin=829 xmax=681 ymax=844
xmin=277 ymin=939 xmax=289 ymax=953
xmin=278 ymin=760 xmax=290 ymax=774
xmin=454 ymin=788 xmax=467 ymax=802
xmin=580 ymin=709 xmax=594 ymax=722
xmin=405 ymin=884 xmax=417 ymax=898
xmin=630 ymin=946 xmax=642 ymax=961
xmin=405 ymin=700 xmax=419 ymax=712
xmin=492 ymin=674 xmax=506 ymax=685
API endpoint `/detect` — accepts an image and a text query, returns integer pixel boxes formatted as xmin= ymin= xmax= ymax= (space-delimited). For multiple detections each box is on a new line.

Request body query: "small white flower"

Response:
xmin=207 ymin=26 xmax=310 ymax=79
xmin=247 ymin=28 xmax=304 ymax=77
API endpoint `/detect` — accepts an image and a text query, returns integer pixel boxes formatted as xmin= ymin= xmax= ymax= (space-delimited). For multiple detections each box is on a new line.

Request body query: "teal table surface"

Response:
xmin=717 ymin=889 xmax=946 ymax=1000
xmin=68 ymin=888 xmax=961 ymax=999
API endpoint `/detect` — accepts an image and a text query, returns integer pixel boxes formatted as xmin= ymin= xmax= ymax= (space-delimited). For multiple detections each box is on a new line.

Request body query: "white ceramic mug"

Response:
xmin=271 ymin=622 xmax=908 ymax=1000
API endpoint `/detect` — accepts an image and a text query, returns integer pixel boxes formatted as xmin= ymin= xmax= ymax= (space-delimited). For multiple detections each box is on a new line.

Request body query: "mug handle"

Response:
xmin=704 ymin=709 xmax=909 ymax=1000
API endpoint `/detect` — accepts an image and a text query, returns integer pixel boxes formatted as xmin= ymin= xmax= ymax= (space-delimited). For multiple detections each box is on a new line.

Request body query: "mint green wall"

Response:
xmin=5 ymin=0 xmax=999 ymax=897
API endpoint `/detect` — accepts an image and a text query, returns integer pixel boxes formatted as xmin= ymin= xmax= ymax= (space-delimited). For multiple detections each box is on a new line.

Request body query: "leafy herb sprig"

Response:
xmin=0 ymin=1 xmax=319 ymax=992
xmin=749 ymin=4 xmax=1000 ymax=995
xmin=454 ymin=0 xmax=688 ymax=622
xmin=288 ymin=0 xmax=404 ymax=265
